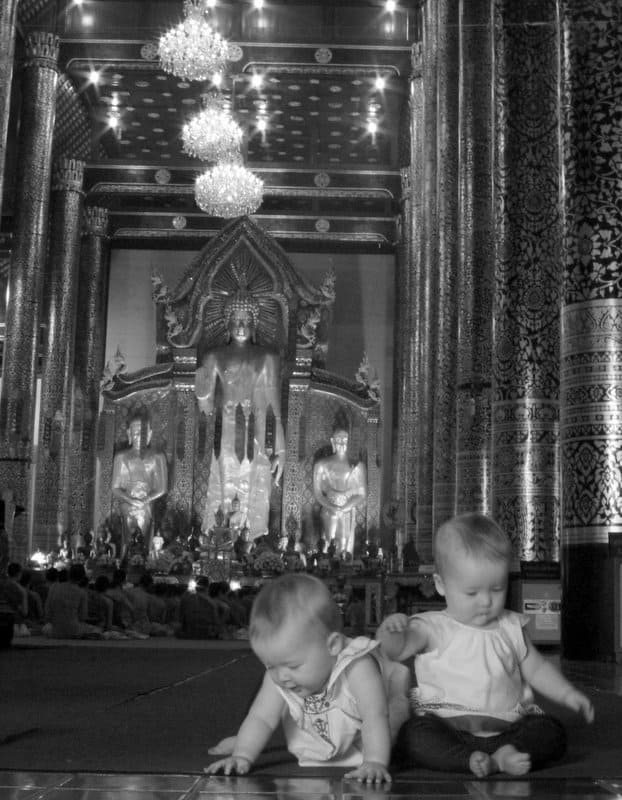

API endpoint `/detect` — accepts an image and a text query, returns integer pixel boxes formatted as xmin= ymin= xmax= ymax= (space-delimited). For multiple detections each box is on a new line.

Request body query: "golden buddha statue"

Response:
xmin=312 ymin=427 xmax=366 ymax=556
xmin=194 ymin=291 xmax=285 ymax=539
xmin=111 ymin=410 xmax=168 ymax=556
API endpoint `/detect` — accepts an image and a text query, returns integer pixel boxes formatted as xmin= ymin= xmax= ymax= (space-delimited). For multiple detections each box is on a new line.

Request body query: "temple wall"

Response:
xmin=105 ymin=248 xmax=395 ymax=505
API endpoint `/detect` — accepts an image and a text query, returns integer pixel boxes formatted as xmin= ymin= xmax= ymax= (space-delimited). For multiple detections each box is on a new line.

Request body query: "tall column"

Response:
xmin=69 ymin=206 xmax=111 ymax=534
xmin=0 ymin=32 xmax=59 ymax=460
xmin=414 ymin=0 xmax=439 ymax=561
xmin=455 ymin=0 xmax=495 ymax=514
xmin=392 ymin=41 xmax=423 ymax=559
xmin=33 ymin=158 xmax=85 ymax=552
xmin=560 ymin=0 xmax=622 ymax=659
xmin=491 ymin=1 xmax=562 ymax=563
xmin=0 ymin=0 xmax=18 ymax=217
xmin=431 ymin=0 xmax=460 ymax=530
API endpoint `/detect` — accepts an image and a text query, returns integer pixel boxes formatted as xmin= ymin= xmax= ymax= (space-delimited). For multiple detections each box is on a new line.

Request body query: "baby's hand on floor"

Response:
xmin=344 ymin=761 xmax=392 ymax=784
xmin=204 ymin=755 xmax=251 ymax=776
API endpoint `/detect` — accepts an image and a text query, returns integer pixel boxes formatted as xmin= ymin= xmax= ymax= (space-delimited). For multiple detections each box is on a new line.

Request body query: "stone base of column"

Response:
xmin=561 ymin=543 xmax=617 ymax=661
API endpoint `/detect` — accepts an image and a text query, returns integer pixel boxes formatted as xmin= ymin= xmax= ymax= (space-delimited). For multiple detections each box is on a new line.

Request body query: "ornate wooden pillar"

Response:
xmin=33 ymin=158 xmax=85 ymax=552
xmin=69 ymin=206 xmax=111 ymax=533
xmin=392 ymin=42 xmax=423 ymax=559
xmin=431 ymin=0 xmax=460 ymax=531
xmin=560 ymin=0 xmax=622 ymax=659
xmin=455 ymin=0 xmax=494 ymax=514
xmin=0 ymin=0 xmax=18 ymax=217
xmin=491 ymin=2 xmax=562 ymax=564
xmin=0 ymin=32 xmax=58 ymax=459
xmin=0 ymin=32 xmax=58 ymax=561
xmin=414 ymin=0 xmax=439 ymax=561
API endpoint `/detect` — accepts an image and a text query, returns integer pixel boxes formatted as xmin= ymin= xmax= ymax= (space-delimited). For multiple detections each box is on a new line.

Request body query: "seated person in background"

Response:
xmin=163 ymin=583 xmax=185 ymax=629
xmin=128 ymin=572 xmax=173 ymax=637
xmin=3 ymin=562 xmax=30 ymax=636
xmin=208 ymin=580 xmax=246 ymax=633
xmin=43 ymin=563 xmax=103 ymax=639
xmin=18 ymin=568 xmax=44 ymax=632
xmin=86 ymin=575 xmax=114 ymax=631
xmin=32 ymin=566 xmax=57 ymax=607
xmin=206 ymin=573 xmax=410 ymax=783
xmin=147 ymin=581 xmax=169 ymax=625
xmin=177 ymin=577 xmax=223 ymax=639
xmin=0 ymin=562 xmax=29 ymax=643
xmin=105 ymin=568 xmax=147 ymax=639
xmin=376 ymin=512 xmax=594 ymax=777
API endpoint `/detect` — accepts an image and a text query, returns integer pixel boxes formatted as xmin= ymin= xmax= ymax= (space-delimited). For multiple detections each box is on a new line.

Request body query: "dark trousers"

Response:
xmin=393 ymin=712 xmax=567 ymax=773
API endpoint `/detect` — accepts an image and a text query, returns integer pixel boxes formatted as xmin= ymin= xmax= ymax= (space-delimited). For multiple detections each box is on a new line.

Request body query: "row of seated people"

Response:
xmin=0 ymin=561 xmax=253 ymax=645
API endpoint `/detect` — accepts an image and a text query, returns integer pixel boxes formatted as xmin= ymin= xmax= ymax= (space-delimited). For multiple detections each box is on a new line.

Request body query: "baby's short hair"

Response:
xmin=434 ymin=512 xmax=512 ymax=576
xmin=249 ymin=573 xmax=342 ymax=641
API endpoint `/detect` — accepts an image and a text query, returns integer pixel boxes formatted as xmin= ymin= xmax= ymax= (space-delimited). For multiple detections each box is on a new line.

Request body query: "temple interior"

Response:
xmin=1 ymin=0 xmax=622 ymax=795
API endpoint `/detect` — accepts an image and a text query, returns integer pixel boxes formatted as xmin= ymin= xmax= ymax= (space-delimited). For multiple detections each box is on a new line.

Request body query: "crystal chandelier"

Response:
xmin=182 ymin=93 xmax=243 ymax=163
xmin=195 ymin=161 xmax=264 ymax=218
xmin=157 ymin=0 xmax=231 ymax=82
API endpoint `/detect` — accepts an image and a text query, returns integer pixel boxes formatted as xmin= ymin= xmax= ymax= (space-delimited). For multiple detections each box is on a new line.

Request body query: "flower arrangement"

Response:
xmin=251 ymin=550 xmax=284 ymax=576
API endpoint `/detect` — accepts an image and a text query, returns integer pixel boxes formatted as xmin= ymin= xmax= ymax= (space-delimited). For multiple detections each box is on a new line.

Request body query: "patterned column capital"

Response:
xmin=22 ymin=31 xmax=59 ymax=70
xmin=83 ymin=206 xmax=109 ymax=237
xmin=52 ymin=157 xmax=85 ymax=193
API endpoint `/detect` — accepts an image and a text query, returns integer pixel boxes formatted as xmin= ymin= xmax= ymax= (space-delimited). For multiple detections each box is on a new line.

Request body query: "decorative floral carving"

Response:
xmin=355 ymin=353 xmax=380 ymax=403
xmin=100 ymin=346 xmax=127 ymax=391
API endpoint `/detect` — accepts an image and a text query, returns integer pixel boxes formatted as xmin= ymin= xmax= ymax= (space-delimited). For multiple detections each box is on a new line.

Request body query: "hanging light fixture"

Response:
xmin=195 ymin=159 xmax=264 ymax=218
xmin=182 ymin=93 xmax=243 ymax=162
xmin=157 ymin=0 xmax=231 ymax=82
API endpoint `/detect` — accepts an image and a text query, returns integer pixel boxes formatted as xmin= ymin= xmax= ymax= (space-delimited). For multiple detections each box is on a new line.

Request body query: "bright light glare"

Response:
xmin=82 ymin=13 xmax=94 ymax=26
xmin=257 ymin=118 xmax=267 ymax=132
xmin=386 ymin=0 xmax=397 ymax=11
xmin=253 ymin=0 xmax=264 ymax=8
xmin=375 ymin=76 xmax=386 ymax=91
xmin=367 ymin=120 xmax=378 ymax=135
xmin=212 ymin=72 xmax=223 ymax=87
xmin=251 ymin=73 xmax=263 ymax=90
xmin=30 ymin=550 xmax=47 ymax=567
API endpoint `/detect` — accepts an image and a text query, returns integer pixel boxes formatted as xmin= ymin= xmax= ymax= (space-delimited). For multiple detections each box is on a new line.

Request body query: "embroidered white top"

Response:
xmin=411 ymin=609 xmax=541 ymax=736
xmin=274 ymin=636 xmax=397 ymax=767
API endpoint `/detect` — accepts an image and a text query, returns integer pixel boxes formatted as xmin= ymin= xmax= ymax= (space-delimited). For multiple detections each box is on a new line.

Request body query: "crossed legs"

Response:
xmin=393 ymin=713 xmax=566 ymax=776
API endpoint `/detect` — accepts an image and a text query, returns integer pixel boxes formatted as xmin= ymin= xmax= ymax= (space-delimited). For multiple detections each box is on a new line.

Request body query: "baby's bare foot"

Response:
xmin=207 ymin=735 xmax=236 ymax=756
xmin=491 ymin=745 xmax=531 ymax=776
xmin=469 ymin=751 xmax=494 ymax=778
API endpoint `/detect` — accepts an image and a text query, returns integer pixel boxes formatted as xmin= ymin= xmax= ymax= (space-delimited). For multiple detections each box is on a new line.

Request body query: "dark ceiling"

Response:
xmin=3 ymin=1 xmax=419 ymax=252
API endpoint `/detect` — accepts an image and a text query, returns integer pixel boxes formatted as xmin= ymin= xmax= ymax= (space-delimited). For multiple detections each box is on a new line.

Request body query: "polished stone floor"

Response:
xmin=2 ymin=643 xmax=621 ymax=799
xmin=0 ymin=773 xmax=621 ymax=800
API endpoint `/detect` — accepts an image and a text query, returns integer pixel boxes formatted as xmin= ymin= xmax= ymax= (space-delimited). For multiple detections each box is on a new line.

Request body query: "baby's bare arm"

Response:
xmin=345 ymin=654 xmax=392 ymax=783
xmin=376 ymin=613 xmax=428 ymax=662
xmin=204 ymin=674 xmax=285 ymax=775
xmin=520 ymin=636 xmax=594 ymax=723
